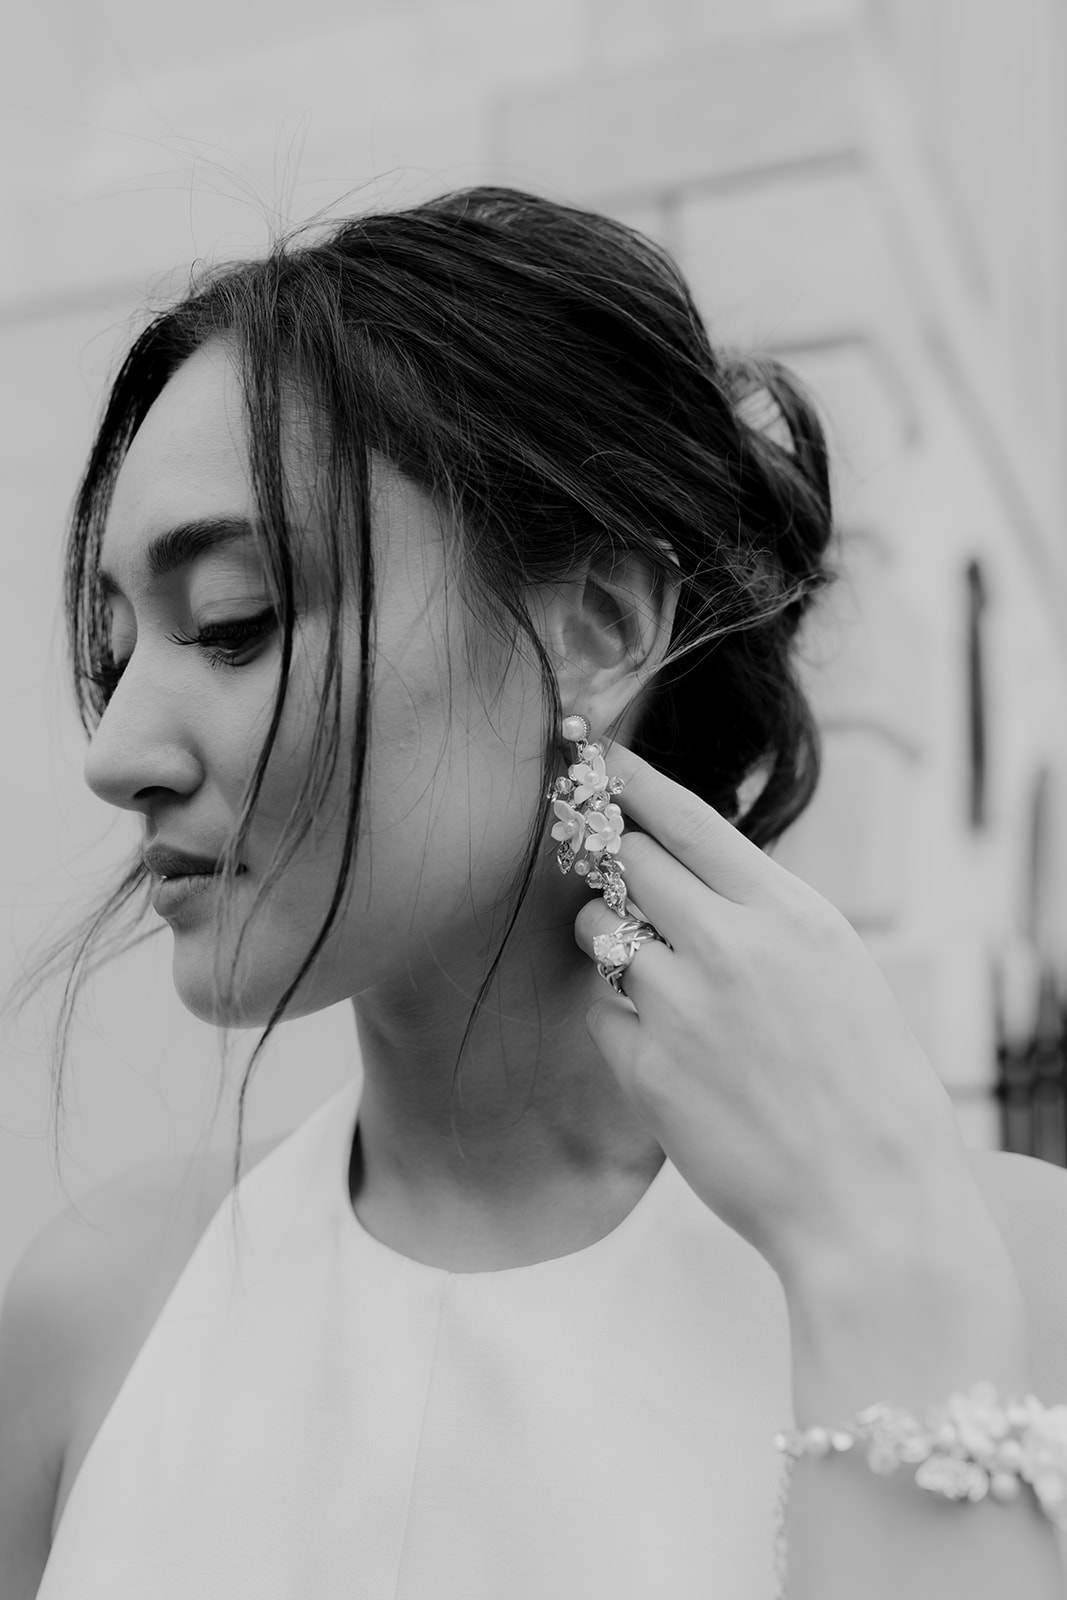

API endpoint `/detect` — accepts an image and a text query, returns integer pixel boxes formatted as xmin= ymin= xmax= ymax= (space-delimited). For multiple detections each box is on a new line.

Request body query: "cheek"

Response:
xmin=225 ymin=604 xmax=551 ymax=991
xmin=355 ymin=644 xmax=550 ymax=923
xmin=232 ymin=628 xmax=359 ymax=832
xmin=218 ymin=695 xmax=309 ymax=831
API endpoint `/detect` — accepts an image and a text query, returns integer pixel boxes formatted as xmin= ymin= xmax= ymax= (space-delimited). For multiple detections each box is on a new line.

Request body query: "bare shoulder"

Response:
xmin=0 ymin=1132 xmax=286 ymax=1593
xmin=43 ymin=1131 xmax=287 ymax=1378
xmin=968 ymin=1148 xmax=1067 ymax=1396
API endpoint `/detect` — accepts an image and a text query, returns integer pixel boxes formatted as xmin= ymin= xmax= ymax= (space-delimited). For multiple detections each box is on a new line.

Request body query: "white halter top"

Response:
xmin=37 ymin=1076 xmax=794 ymax=1598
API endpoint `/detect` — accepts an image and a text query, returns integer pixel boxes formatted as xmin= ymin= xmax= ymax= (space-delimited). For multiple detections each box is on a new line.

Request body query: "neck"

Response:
xmin=349 ymin=898 xmax=664 ymax=1270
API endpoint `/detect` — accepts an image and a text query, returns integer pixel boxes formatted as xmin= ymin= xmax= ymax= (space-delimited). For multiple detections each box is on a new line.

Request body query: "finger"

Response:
xmin=601 ymin=741 xmax=779 ymax=903
xmin=613 ymin=828 xmax=733 ymax=945
xmin=574 ymin=896 xmax=674 ymax=1008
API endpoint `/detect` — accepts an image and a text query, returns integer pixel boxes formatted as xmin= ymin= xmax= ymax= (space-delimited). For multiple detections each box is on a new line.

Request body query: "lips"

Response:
xmin=142 ymin=845 xmax=246 ymax=880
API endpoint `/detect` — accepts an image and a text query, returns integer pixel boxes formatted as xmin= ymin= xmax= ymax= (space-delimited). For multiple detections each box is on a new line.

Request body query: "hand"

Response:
xmin=575 ymin=744 xmax=996 ymax=1291
xmin=575 ymin=747 xmax=1051 ymax=1600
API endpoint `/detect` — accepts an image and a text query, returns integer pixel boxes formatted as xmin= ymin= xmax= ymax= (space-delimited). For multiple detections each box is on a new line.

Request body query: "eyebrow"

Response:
xmin=97 ymin=515 xmax=259 ymax=600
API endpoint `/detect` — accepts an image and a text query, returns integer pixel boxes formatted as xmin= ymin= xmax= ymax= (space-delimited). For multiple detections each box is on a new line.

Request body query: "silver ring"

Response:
xmin=592 ymin=918 xmax=669 ymax=996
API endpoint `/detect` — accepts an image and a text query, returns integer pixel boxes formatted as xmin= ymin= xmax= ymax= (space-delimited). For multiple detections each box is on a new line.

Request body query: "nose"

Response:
xmin=83 ymin=659 xmax=204 ymax=816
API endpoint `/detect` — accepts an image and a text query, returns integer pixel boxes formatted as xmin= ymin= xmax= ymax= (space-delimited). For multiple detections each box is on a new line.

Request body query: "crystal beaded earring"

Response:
xmin=546 ymin=715 xmax=629 ymax=916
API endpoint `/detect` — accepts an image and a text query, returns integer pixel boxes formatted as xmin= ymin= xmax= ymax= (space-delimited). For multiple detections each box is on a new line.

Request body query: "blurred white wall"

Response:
xmin=2 ymin=0 xmax=1066 ymax=1293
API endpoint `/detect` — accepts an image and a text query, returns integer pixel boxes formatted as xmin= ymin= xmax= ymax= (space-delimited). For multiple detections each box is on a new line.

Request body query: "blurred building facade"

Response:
xmin=2 ymin=0 xmax=1067 ymax=1289
xmin=492 ymin=0 xmax=1067 ymax=1152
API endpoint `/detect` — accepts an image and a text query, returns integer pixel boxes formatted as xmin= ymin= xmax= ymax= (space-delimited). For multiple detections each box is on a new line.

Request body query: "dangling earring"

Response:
xmin=546 ymin=714 xmax=630 ymax=916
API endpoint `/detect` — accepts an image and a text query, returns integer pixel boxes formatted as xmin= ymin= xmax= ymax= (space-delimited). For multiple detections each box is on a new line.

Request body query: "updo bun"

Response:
xmin=631 ymin=347 xmax=836 ymax=849
xmin=723 ymin=352 xmax=835 ymax=597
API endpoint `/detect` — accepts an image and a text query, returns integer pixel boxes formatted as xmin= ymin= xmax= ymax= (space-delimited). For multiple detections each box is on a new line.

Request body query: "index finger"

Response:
xmin=603 ymin=741 xmax=780 ymax=903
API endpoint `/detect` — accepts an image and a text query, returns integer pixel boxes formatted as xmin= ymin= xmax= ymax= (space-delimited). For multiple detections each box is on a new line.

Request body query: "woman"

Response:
xmin=2 ymin=187 xmax=1066 ymax=1598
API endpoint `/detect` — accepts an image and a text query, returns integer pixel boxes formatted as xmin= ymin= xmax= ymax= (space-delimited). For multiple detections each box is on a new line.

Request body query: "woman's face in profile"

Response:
xmin=86 ymin=341 xmax=553 ymax=1025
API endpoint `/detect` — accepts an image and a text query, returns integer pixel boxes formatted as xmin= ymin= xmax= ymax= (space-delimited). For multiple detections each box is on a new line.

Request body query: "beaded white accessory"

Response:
xmin=774 ymin=1381 xmax=1067 ymax=1525
xmin=771 ymin=1383 xmax=1067 ymax=1597
xmin=547 ymin=715 xmax=629 ymax=916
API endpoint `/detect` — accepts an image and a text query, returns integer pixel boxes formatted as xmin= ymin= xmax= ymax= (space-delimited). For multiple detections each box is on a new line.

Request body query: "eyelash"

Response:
xmin=168 ymin=607 xmax=278 ymax=666
xmin=84 ymin=608 xmax=278 ymax=700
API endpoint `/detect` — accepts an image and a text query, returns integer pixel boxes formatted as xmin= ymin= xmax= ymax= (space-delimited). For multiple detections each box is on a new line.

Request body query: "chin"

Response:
xmin=170 ymin=933 xmax=352 ymax=1027
xmin=171 ymin=947 xmax=299 ymax=1027
xmin=172 ymin=973 xmax=267 ymax=1028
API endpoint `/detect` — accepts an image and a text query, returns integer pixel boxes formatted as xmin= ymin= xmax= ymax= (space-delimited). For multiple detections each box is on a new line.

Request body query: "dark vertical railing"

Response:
xmin=965 ymin=559 xmax=988 ymax=830
xmin=994 ymin=967 xmax=1067 ymax=1167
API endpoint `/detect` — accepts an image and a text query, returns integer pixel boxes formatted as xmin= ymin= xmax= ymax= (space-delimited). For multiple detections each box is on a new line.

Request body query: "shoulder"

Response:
xmin=968 ymin=1148 xmax=1067 ymax=1396
xmin=0 ymin=1190 xmax=79 ymax=1597
xmin=32 ymin=1132 xmax=287 ymax=1366
xmin=0 ymin=1132 xmax=285 ymax=1586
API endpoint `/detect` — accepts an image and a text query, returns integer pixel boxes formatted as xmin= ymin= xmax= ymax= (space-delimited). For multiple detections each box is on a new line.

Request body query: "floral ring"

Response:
xmin=592 ymin=918 xmax=669 ymax=997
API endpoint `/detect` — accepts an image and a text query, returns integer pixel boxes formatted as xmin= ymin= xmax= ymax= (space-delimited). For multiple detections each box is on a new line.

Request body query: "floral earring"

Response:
xmin=546 ymin=714 xmax=629 ymax=916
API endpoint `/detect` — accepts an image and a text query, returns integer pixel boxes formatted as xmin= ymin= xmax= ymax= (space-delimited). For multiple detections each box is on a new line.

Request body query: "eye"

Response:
xmin=167 ymin=606 xmax=278 ymax=669
xmin=79 ymin=607 xmax=279 ymax=705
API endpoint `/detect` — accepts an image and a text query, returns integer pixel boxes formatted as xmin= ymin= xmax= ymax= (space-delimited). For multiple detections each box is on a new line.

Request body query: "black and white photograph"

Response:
xmin=2 ymin=2 xmax=1067 ymax=1594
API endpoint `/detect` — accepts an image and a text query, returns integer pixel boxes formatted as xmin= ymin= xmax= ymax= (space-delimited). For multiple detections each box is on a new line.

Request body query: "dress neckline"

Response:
xmin=329 ymin=1076 xmax=674 ymax=1280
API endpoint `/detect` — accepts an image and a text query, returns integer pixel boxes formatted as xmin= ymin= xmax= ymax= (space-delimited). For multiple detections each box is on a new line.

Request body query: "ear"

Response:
xmin=533 ymin=549 xmax=680 ymax=732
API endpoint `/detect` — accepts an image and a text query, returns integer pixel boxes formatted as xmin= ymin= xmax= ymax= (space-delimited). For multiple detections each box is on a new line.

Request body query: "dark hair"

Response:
xmin=27 ymin=186 xmax=837 ymax=1184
